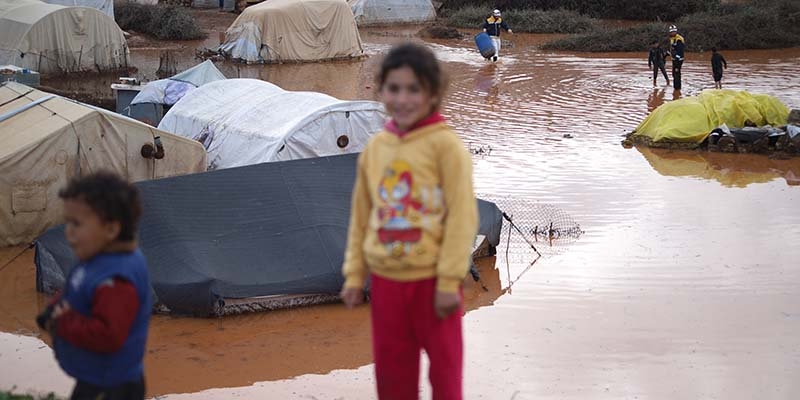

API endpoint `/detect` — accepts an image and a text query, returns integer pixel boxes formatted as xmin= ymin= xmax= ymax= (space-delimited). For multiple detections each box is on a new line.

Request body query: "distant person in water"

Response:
xmin=648 ymin=40 xmax=670 ymax=87
xmin=711 ymin=47 xmax=728 ymax=89
xmin=668 ymin=25 xmax=686 ymax=89
xmin=483 ymin=9 xmax=512 ymax=62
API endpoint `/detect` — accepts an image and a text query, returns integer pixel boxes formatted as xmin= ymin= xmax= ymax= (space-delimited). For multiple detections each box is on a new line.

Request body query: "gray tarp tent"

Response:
xmin=35 ymin=154 xmax=503 ymax=316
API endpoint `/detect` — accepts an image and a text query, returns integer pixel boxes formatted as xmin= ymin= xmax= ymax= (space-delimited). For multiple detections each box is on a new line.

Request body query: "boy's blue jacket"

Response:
xmin=55 ymin=250 xmax=152 ymax=387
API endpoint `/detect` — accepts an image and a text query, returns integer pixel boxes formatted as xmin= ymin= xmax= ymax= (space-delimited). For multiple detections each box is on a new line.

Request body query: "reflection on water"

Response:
xmin=2 ymin=28 xmax=800 ymax=399
xmin=637 ymin=147 xmax=800 ymax=187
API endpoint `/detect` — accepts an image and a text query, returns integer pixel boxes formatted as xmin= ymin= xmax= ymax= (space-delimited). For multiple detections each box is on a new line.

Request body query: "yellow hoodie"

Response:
xmin=342 ymin=121 xmax=478 ymax=293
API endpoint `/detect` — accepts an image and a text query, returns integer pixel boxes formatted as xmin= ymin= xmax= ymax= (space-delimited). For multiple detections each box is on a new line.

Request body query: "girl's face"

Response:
xmin=379 ymin=66 xmax=438 ymax=132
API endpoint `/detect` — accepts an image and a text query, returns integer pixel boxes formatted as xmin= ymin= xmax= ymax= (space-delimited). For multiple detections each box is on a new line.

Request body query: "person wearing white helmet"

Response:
xmin=482 ymin=9 xmax=512 ymax=62
xmin=668 ymin=25 xmax=686 ymax=89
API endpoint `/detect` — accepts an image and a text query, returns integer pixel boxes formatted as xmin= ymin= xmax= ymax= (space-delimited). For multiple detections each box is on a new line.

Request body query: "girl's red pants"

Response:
xmin=370 ymin=274 xmax=463 ymax=400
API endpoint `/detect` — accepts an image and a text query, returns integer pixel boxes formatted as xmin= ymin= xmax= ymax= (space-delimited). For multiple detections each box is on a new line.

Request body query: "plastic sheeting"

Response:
xmin=34 ymin=154 xmax=504 ymax=316
xmin=158 ymin=79 xmax=387 ymax=169
xmin=632 ymin=90 xmax=790 ymax=144
xmin=0 ymin=82 xmax=208 ymax=246
xmin=220 ymin=0 xmax=363 ymax=63
xmin=131 ymin=60 xmax=227 ymax=106
xmin=41 ymin=0 xmax=113 ymax=18
xmin=349 ymin=0 xmax=436 ymax=25
xmin=0 ymin=0 xmax=128 ymax=74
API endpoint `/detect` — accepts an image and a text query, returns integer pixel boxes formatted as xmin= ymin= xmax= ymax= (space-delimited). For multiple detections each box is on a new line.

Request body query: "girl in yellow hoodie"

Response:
xmin=340 ymin=43 xmax=478 ymax=400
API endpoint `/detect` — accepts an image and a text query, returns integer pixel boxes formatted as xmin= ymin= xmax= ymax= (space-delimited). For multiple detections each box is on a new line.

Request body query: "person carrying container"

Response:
xmin=483 ymin=9 xmax=512 ymax=62
xmin=648 ymin=40 xmax=670 ymax=87
xmin=668 ymin=25 xmax=686 ymax=89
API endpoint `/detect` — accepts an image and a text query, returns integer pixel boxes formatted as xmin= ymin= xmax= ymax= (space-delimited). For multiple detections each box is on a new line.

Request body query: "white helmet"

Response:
xmin=668 ymin=25 xmax=678 ymax=33
xmin=493 ymin=9 xmax=501 ymax=17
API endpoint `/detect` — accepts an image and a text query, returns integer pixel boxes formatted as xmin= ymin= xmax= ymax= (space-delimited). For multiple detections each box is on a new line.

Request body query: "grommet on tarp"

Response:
xmin=337 ymin=135 xmax=349 ymax=148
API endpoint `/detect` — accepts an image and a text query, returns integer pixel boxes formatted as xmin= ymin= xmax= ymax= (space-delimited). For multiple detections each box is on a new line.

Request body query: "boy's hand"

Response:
xmin=51 ymin=300 xmax=71 ymax=319
xmin=434 ymin=291 xmax=460 ymax=319
xmin=340 ymin=287 xmax=364 ymax=309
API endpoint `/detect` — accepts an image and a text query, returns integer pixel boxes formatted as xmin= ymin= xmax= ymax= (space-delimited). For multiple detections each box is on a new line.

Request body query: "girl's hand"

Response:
xmin=434 ymin=291 xmax=460 ymax=319
xmin=340 ymin=287 xmax=364 ymax=309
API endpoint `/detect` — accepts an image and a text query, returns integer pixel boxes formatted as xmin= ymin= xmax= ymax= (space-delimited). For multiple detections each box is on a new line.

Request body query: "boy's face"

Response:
xmin=63 ymin=198 xmax=120 ymax=261
xmin=379 ymin=66 xmax=438 ymax=132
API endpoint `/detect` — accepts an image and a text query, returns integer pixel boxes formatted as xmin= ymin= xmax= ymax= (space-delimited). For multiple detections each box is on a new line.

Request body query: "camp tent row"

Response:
xmin=0 ymin=0 xmax=128 ymax=74
xmin=0 ymin=82 xmax=207 ymax=246
xmin=157 ymin=78 xmax=387 ymax=169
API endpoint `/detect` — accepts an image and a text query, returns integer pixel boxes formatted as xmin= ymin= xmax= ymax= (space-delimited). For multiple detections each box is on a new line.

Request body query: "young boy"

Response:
xmin=482 ymin=9 xmax=512 ymax=62
xmin=711 ymin=47 xmax=728 ymax=89
xmin=36 ymin=172 xmax=151 ymax=400
xmin=648 ymin=40 xmax=670 ymax=87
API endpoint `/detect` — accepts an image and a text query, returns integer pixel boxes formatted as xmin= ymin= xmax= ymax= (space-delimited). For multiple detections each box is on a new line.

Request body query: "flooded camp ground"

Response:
xmin=1 ymin=4 xmax=800 ymax=400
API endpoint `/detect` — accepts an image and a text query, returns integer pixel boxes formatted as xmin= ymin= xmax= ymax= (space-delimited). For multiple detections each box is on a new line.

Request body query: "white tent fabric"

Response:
xmin=220 ymin=0 xmax=363 ymax=63
xmin=158 ymin=79 xmax=387 ymax=169
xmin=41 ymin=0 xmax=113 ymax=18
xmin=0 ymin=0 xmax=128 ymax=74
xmin=349 ymin=0 xmax=436 ymax=25
xmin=131 ymin=60 xmax=227 ymax=106
xmin=0 ymin=82 xmax=207 ymax=246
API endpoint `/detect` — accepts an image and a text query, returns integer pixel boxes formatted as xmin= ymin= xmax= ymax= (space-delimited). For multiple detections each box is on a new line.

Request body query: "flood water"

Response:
xmin=2 ymin=22 xmax=800 ymax=399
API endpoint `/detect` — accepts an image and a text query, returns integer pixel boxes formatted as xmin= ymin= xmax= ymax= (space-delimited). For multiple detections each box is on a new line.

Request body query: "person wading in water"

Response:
xmin=482 ymin=9 xmax=512 ymax=62
xmin=668 ymin=25 xmax=686 ymax=90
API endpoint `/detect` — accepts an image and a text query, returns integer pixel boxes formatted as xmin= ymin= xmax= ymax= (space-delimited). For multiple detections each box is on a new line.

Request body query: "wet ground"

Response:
xmin=3 ymin=10 xmax=800 ymax=399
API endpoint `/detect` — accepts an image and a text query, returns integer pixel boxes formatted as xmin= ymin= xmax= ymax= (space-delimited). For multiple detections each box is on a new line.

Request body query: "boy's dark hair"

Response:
xmin=651 ymin=40 xmax=659 ymax=45
xmin=711 ymin=47 xmax=717 ymax=52
xmin=59 ymin=171 xmax=142 ymax=241
xmin=377 ymin=42 xmax=447 ymax=109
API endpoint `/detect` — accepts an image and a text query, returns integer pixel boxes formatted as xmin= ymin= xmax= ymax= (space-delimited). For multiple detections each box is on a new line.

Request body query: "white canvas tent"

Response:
xmin=0 ymin=0 xmax=128 ymax=74
xmin=130 ymin=60 xmax=227 ymax=107
xmin=0 ymin=82 xmax=208 ymax=246
xmin=157 ymin=79 xmax=387 ymax=169
xmin=41 ymin=0 xmax=113 ymax=18
xmin=220 ymin=0 xmax=363 ymax=63
xmin=348 ymin=0 xmax=436 ymax=25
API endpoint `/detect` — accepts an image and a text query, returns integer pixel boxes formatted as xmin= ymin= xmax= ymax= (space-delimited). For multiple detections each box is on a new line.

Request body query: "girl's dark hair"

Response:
xmin=59 ymin=171 xmax=142 ymax=241
xmin=377 ymin=43 xmax=447 ymax=107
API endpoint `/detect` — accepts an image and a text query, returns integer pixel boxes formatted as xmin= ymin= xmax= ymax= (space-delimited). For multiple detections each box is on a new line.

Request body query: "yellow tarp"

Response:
xmin=632 ymin=90 xmax=790 ymax=144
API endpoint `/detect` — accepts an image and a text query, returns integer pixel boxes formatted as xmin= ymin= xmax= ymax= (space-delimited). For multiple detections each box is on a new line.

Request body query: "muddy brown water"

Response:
xmin=2 ymin=23 xmax=800 ymax=399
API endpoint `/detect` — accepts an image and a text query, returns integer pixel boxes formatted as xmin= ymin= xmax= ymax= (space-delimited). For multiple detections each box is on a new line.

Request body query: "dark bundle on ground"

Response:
xmin=446 ymin=6 xmax=598 ymax=34
xmin=418 ymin=26 xmax=463 ymax=39
xmin=440 ymin=0 xmax=719 ymax=21
xmin=543 ymin=0 xmax=800 ymax=52
xmin=115 ymin=2 xmax=207 ymax=40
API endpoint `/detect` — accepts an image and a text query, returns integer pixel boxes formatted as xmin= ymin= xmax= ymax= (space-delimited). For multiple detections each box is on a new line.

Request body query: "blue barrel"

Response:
xmin=475 ymin=32 xmax=496 ymax=58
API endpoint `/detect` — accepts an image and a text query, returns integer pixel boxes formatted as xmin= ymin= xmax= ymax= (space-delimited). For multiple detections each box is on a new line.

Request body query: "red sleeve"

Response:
xmin=56 ymin=278 xmax=140 ymax=353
